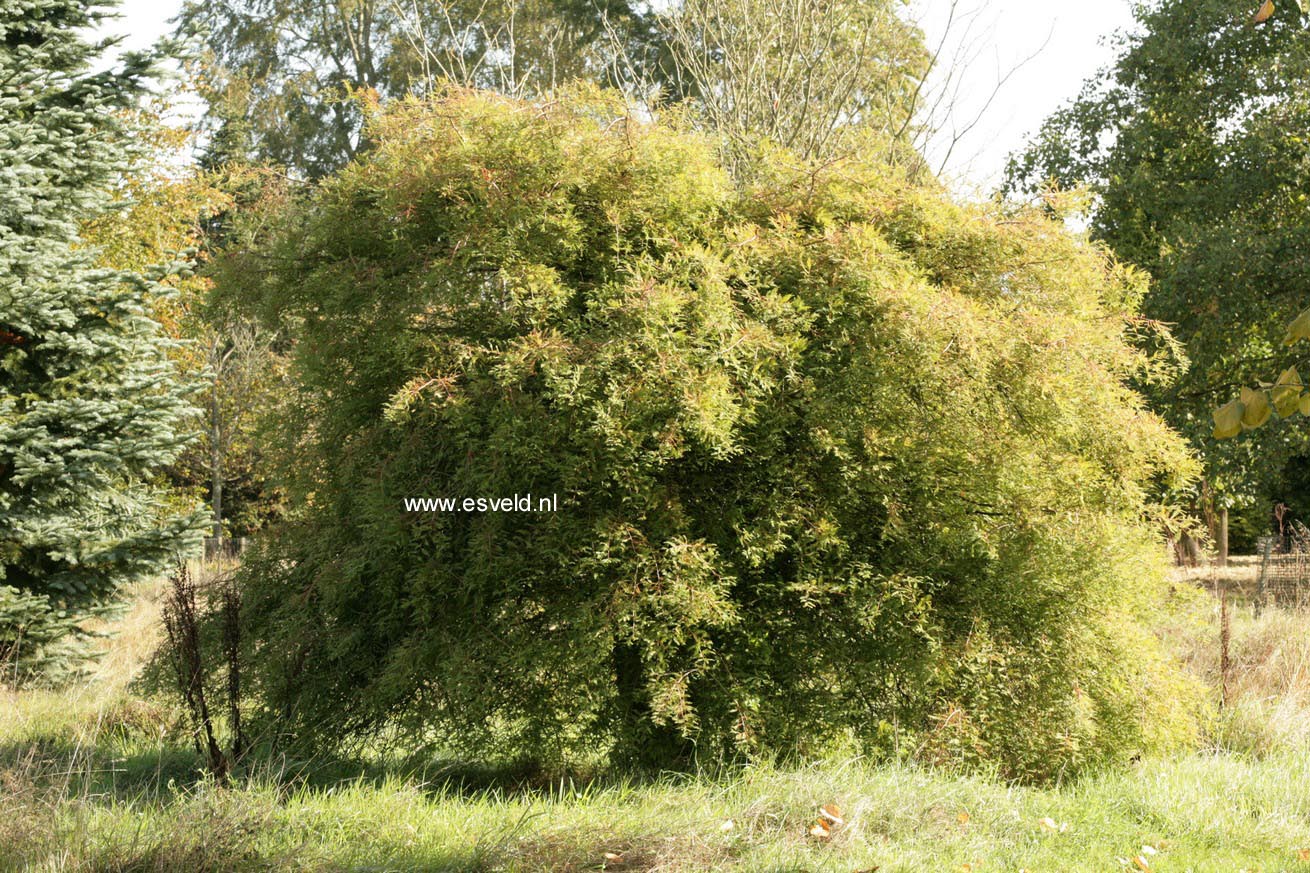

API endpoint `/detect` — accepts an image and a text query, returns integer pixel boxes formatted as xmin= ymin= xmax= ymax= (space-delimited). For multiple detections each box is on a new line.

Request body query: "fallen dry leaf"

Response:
xmin=1133 ymin=856 xmax=1150 ymax=871
xmin=809 ymin=819 xmax=832 ymax=839
xmin=958 ymin=812 xmax=971 ymax=825
xmin=1298 ymin=847 xmax=1310 ymax=861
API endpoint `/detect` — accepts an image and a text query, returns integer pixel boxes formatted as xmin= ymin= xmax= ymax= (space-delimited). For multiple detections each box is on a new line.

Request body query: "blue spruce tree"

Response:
xmin=0 ymin=0 xmax=204 ymax=681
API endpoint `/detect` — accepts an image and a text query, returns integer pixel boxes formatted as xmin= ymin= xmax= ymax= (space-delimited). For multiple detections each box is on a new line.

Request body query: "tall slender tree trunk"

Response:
xmin=210 ymin=380 xmax=223 ymax=539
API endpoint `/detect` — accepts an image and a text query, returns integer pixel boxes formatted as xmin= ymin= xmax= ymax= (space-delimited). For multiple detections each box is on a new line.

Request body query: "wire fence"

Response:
xmin=1254 ymin=523 xmax=1310 ymax=615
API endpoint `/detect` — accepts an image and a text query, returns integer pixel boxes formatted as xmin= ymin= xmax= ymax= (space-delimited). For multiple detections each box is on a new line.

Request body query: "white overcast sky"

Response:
xmin=103 ymin=0 xmax=1141 ymax=192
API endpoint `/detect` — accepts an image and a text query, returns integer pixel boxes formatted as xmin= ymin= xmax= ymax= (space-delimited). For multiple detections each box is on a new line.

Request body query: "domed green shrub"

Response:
xmin=223 ymin=88 xmax=1201 ymax=780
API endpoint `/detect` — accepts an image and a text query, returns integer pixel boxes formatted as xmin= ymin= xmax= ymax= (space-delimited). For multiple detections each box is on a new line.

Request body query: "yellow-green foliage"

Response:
xmin=223 ymin=87 xmax=1201 ymax=780
xmin=80 ymin=102 xmax=232 ymax=345
xmin=79 ymin=103 xmax=290 ymax=536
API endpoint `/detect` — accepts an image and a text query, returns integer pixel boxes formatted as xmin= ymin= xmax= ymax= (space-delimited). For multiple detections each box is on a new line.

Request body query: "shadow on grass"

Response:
xmin=0 ymin=738 xmax=204 ymax=797
xmin=0 ymin=724 xmax=684 ymax=806
xmin=0 ymin=741 xmax=553 ymax=872
xmin=0 ymin=719 xmax=765 ymax=871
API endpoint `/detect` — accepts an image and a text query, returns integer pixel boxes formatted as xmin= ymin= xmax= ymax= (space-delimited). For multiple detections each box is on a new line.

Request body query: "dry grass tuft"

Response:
xmin=1167 ymin=558 xmax=1310 ymax=755
xmin=84 ymin=576 xmax=171 ymax=694
xmin=0 ymin=763 xmax=59 ymax=863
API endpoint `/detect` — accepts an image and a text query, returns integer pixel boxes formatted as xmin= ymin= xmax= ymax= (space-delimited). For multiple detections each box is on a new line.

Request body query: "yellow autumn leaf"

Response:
xmin=1273 ymin=367 xmax=1304 ymax=416
xmin=1254 ymin=0 xmax=1276 ymax=23
xmin=1285 ymin=307 xmax=1310 ymax=344
xmin=1298 ymin=847 xmax=1310 ymax=861
xmin=1214 ymin=398 xmax=1245 ymax=439
xmin=957 ymin=812 xmax=971 ymax=825
xmin=1241 ymin=387 xmax=1272 ymax=429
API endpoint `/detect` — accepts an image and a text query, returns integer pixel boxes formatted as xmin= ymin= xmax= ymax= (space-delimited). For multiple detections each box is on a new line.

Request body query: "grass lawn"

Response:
xmin=5 ymin=729 xmax=1310 ymax=871
xmin=4 ymin=568 xmax=1310 ymax=872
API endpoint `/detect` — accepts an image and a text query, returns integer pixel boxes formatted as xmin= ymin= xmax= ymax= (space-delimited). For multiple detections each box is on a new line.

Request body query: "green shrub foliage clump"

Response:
xmin=229 ymin=89 xmax=1200 ymax=780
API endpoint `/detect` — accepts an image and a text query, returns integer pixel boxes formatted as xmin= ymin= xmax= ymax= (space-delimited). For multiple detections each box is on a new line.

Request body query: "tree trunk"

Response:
xmin=210 ymin=382 xmax=223 ymax=539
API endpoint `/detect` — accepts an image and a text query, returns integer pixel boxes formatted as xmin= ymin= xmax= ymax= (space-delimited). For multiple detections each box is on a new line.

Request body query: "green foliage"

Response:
xmin=1211 ymin=312 xmax=1310 ymax=444
xmin=180 ymin=0 xmax=930 ymax=181
xmin=0 ymin=586 xmax=86 ymax=684
xmin=0 ymin=0 xmax=206 ymax=681
xmin=180 ymin=0 xmax=659 ymax=178
xmin=1008 ymin=0 xmax=1310 ymax=508
xmin=224 ymin=88 xmax=1200 ymax=780
xmin=79 ymin=105 xmax=288 ymax=538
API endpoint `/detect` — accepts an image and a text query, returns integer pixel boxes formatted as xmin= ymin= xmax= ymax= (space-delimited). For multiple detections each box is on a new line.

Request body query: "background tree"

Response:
xmin=83 ymin=105 xmax=288 ymax=540
xmin=1008 ymin=0 xmax=1310 ymax=547
xmin=655 ymin=0 xmax=928 ymax=165
xmin=179 ymin=0 xmax=658 ymax=178
xmin=192 ymin=313 xmax=285 ymax=537
xmin=224 ymin=89 xmax=1201 ymax=780
xmin=0 ymin=0 xmax=205 ymax=681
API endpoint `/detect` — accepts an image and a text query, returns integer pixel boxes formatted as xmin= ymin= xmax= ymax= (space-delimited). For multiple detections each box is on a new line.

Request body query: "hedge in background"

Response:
xmin=224 ymin=88 xmax=1201 ymax=780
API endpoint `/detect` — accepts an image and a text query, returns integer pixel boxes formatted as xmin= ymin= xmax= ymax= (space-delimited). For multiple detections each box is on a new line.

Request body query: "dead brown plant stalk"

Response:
xmin=163 ymin=561 xmax=228 ymax=784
